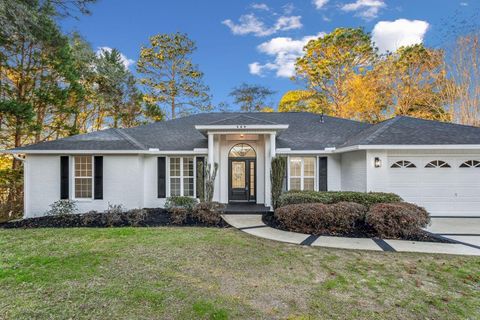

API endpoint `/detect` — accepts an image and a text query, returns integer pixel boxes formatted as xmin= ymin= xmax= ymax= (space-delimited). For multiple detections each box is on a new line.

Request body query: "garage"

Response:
xmin=386 ymin=155 xmax=480 ymax=216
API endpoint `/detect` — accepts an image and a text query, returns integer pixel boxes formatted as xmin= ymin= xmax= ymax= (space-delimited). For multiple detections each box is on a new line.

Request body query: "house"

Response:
xmin=6 ymin=112 xmax=480 ymax=218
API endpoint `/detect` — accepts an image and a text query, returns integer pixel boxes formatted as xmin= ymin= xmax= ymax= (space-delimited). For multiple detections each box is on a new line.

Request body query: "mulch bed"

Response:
xmin=0 ymin=208 xmax=229 ymax=229
xmin=263 ymin=212 xmax=454 ymax=243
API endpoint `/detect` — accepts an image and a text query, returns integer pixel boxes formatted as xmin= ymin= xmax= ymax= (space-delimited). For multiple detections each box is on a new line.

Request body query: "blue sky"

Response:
xmin=61 ymin=0 xmax=479 ymax=110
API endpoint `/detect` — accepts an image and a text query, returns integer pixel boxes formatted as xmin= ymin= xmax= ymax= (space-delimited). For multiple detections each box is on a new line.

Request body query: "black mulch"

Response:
xmin=262 ymin=212 xmax=454 ymax=244
xmin=0 ymin=208 xmax=229 ymax=229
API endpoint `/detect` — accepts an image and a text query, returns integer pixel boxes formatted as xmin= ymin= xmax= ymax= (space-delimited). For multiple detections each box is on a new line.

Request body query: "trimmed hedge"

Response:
xmin=274 ymin=202 xmax=367 ymax=235
xmin=277 ymin=191 xmax=402 ymax=208
xmin=366 ymin=202 xmax=430 ymax=238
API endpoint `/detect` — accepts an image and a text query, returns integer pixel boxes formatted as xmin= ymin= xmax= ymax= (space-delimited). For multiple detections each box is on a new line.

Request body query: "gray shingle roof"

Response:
xmin=12 ymin=128 xmax=144 ymax=151
xmin=340 ymin=116 xmax=480 ymax=147
xmin=10 ymin=113 xmax=480 ymax=152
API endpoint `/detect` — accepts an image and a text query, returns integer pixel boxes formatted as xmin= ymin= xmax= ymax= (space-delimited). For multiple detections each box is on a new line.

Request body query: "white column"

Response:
xmin=264 ymin=134 xmax=271 ymax=208
xmin=270 ymin=133 xmax=276 ymax=158
xmin=208 ymin=133 xmax=214 ymax=166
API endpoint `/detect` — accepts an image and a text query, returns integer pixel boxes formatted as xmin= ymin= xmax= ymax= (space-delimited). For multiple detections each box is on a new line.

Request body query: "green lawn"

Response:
xmin=0 ymin=227 xmax=479 ymax=319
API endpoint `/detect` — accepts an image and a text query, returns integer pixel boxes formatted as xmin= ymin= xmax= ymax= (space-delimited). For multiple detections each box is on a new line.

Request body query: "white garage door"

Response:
xmin=387 ymin=157 xmax=480 ymax=216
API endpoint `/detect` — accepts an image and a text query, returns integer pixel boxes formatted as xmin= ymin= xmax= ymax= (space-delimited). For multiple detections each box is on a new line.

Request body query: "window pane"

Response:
xmin=229 ymin=144 xmax=255 ymax=157
xmin=290 ymin=178 xmax=301 ymax=190
xmin=183 ymin=157 xmax=194 ymax=177
xmin=170 ymin=158 xmax=181 ymax=176
xmin=290 ymin=157 xmax=301 ymax=176
xmin=304 ymin=157 xmax=315 ymax=177
xmin=75 ymin=178 xmax=92 ymax=198
xmin=304 ymin=178 xmax=315 ymax=191
xmin=250 ymin=161 xmax=255 ymax=197
xmin=170 ymin=177 xmax=181 ymax=196
xmin=75 ymin=156 xmax=92 ymax=177
xmin=183 ymin=177 xmax=194 ymax=196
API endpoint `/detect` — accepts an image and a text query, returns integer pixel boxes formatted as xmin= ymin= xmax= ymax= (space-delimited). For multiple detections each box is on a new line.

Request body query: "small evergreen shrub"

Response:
xmin=46 ymin=200 xmax=77 ymax=216
xmin=274 ymin=202 xmax=367 ymax=235
xmin=165 ymin=196 xmax=198 ymax=211
xmin=277 ymin=191 xmax=402 ymax=208
xmin=366 ymin=202 xmax=430 ymax=238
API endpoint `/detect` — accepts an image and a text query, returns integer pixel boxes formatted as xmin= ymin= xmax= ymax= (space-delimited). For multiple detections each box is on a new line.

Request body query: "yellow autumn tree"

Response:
xmin=278 ymin=90 xmax=329 ymax=114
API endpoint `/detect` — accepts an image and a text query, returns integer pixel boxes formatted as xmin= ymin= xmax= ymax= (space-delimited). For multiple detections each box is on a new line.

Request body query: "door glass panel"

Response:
xmin=232 ymin=161 xmax=245 ymax=188
xmin=250 ymin=161 xmax=255 ymax=197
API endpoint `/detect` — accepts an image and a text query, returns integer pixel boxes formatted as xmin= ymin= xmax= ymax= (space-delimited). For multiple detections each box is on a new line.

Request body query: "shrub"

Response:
xmin=274 ymin=202 xmax=367 ymax=235
xmin=46 ymin=200 xmax=77 ymax=216
xmin=170 ymin=207 xmax=188 ymax=224
xmin=165 ymin=196 xmax=197 ymax=211
xmin=192 ymin=202 xmax=225 ymax=225
xmin=125 ymin=209 xmax=147 ymax=227
xmin=278 ymin=191 xmax=402 ymax=208
xmin=270 ymin=157 xmax=287 ymax=209
xmin=105 ymin=203 xmax=124 ymax=214
xmin=366 ymin=202 xmax=430 ymax=238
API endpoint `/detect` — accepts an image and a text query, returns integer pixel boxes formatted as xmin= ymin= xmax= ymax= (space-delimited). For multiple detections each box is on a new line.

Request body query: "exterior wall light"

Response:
xmin=374 ymin=157 xmax=382 ymax=168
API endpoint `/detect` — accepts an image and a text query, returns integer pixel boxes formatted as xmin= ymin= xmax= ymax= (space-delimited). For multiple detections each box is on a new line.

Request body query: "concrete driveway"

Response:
xmin=426 ymin=217 xmax=480 ymax=248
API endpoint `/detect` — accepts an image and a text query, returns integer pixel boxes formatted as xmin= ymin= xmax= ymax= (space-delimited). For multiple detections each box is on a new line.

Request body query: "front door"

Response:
xmin=229 ymin=159 xmax=256 ymax=202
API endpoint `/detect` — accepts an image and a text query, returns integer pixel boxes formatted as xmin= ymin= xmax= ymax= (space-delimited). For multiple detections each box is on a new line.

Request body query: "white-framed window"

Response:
xmin=289 ymin=156 xmax=316 ymax=191
xmin=425 ymin=160 xmax=451 ymax=168
xmin=169 ymin=157 xmax=195 ymax=197
xmin=390 ymin=160 xmax=416 ymax=168
xmin=74 ymin=155 xmax=93 ymax=199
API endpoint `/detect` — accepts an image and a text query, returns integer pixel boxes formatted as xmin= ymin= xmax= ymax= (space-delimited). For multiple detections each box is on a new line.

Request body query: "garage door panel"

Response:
xmin=386 ymin=156 xmax=480 ymax=216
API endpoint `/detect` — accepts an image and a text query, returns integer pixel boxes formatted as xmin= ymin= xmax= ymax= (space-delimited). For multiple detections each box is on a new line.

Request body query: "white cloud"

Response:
xmin=372 ymin=19 xmax=429 ymax=53
xmin=249 ymin=33 xmax=324 ymax=77
xmin=222 ymin=13 xmax=302 ymax=37
xmin=96 ymin=46 xmax=135 ymax=68
xmin=460 ymin=2 xmax=468 ymax=6
xmin=251 ymin=3 xmax=269 ymax=10
xmin=341 ymin=0 xmax=386 ymax=19
xmin=313 ymin=0 xmax=329 ymax=9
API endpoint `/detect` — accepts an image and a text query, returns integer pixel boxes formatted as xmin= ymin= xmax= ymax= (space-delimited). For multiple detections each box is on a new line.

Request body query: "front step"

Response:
xmin=224 ymin=204 xmax=271 ymax=215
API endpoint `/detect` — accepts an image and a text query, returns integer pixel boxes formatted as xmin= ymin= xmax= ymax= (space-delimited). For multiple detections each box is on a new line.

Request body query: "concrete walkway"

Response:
xmin=426 ymin=217 xmax=480 ymax=249
xmin=222 ymin=214 xmax=480 ymax=256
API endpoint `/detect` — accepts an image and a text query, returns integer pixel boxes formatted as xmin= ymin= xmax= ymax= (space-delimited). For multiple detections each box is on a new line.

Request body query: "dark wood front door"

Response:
xmin=229 ymin=159 xmax=256 ymax=202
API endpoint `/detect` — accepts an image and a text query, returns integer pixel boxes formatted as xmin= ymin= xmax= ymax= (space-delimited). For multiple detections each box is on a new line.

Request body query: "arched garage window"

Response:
xmin=425 ymin=160 xmax=451 ymax=168
xmin=390 ymin=160 xmax=416 ymax=168
xmin=460 ymin=160 xmax=480 ymax=168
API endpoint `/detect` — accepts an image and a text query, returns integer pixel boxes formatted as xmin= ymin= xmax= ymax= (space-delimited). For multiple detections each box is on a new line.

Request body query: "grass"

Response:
xmin=0 ymin=227 xmax=479 ymax=319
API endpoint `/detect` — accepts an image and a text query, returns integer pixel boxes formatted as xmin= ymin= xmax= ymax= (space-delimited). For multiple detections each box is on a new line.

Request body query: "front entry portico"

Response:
xmin=195 ymin=117 xmax=289 ymax=209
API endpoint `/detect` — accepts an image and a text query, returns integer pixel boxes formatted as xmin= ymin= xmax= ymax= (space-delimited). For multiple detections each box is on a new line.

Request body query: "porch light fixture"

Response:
xmin=374 ymin=157 xmax=382 ymax=168
xmin=240 ymin=134 xmax=244 ymax=138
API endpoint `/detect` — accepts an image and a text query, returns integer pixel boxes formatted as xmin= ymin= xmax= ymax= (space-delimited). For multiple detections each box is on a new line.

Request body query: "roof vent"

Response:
xmin=320 ymin=113 xmax=324 ymax=123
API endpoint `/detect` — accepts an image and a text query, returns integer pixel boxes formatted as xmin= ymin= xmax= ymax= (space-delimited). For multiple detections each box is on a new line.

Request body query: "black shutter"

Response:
xmin=60 ymin=156 xmax=69 ymax=199
xmin=318 ymin=157 xmax=328 ymax=191
xmin=283 ymin=157 xmax=288 ymax=192
xmin=94 ymin=156 xmax=103 ymax=199
xmin=157 ymin=157 xmax=166 ymax=198
xmin=196 ymin=157 xmax=205 ymax=198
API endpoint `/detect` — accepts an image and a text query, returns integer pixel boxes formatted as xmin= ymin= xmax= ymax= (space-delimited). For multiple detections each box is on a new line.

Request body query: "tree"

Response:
xmin=342 ymin=67 xmax=392 ymax=123
xmin=278 ymin=90 xmax=328 ymax=114
xmin=229 ymin=83 xmax=275 ymax=112
xmin=137 ymin=33 xmax=211 ymax=119
xmin=383 ymin=44 xmax=453 ymax=121
xmin=295 ymin=28 xmax=376 ymax=117
xmin=447 ymin=33 xmax=480 ymax=126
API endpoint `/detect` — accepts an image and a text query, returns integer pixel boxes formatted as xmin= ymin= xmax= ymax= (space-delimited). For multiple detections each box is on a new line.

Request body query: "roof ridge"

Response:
xmin=206 ymin=114 xmax=277 ymax=125
xmin=362 ymin=116 xmax=402 ymax=144
xmin=113 ymin=128 xmax=146 ymax=150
